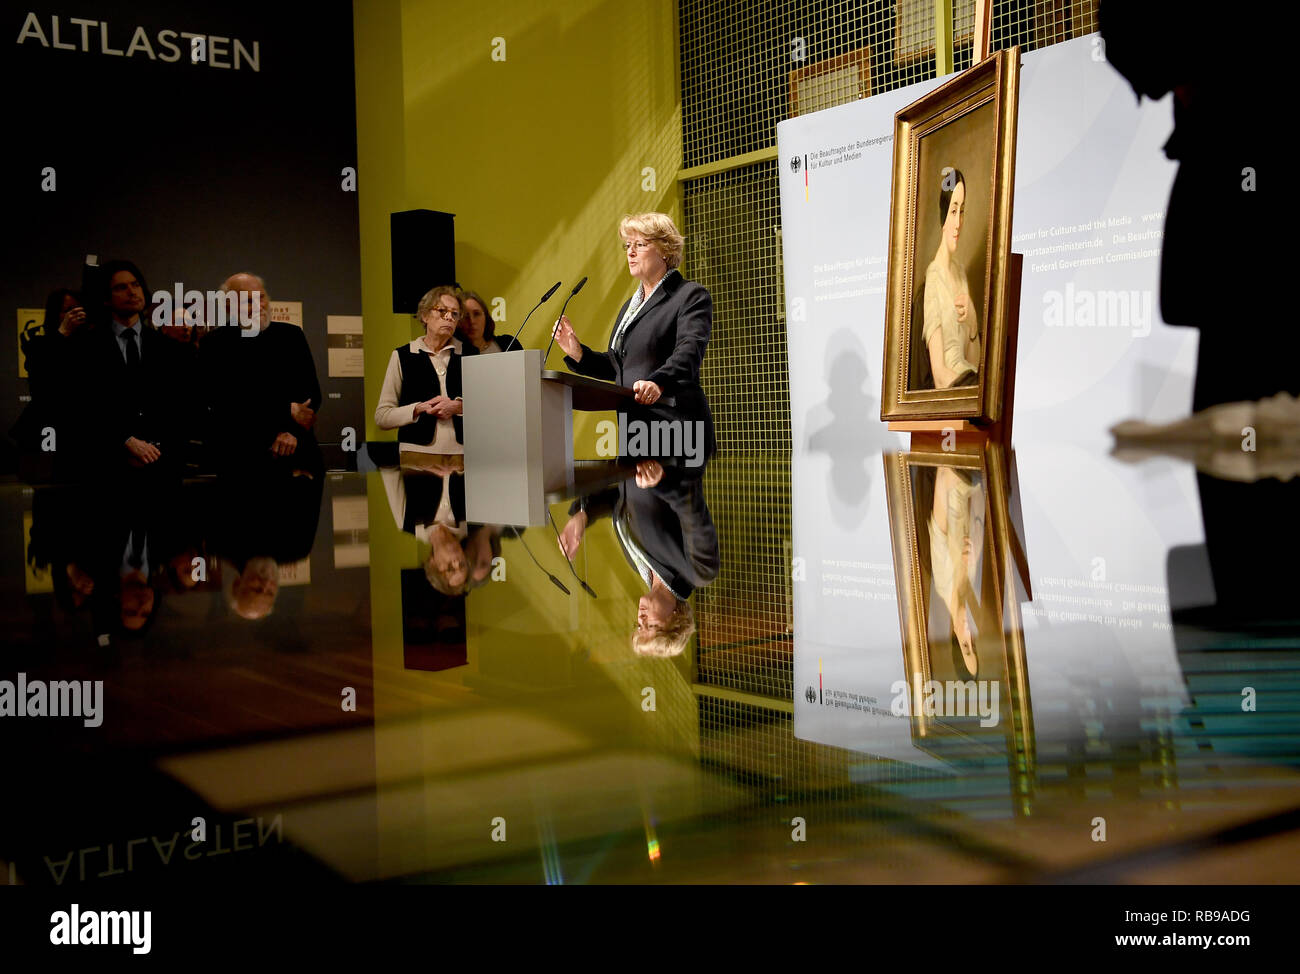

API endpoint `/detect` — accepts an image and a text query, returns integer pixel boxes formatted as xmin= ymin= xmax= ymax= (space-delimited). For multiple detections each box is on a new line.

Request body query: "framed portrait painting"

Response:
xmin=881 ymin=49 xmax=1020 ymax=425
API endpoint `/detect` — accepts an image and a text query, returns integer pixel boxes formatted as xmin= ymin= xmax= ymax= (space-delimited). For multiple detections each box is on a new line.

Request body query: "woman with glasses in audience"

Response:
xmin=457 ymin=289 xmax=522 ymax=355
xmin=375 ymin=286 xmax=466 ymax=453
xmin=551 ymin=212 xmax=715 ymax=459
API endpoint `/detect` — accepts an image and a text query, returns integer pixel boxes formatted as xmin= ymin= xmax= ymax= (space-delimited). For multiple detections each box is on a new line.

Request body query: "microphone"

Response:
xmin=542 ymin=276 xmax=588 ymax=364
xmin=546 ymin=508 xmax=597 ymax=598
xmin=505 ymin=281 xmax=562 ymax=352
xmin=508 ymin=525 xmax=570 ymax=595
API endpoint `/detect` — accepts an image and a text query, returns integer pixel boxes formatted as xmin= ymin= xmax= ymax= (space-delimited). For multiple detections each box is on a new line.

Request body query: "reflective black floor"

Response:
xmin=2 ymin=439 xmax=1298 ymax=886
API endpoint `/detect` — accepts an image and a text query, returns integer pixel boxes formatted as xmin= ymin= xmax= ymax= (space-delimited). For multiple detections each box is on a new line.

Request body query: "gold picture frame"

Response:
xmin=881 ymin=49 xmax=1020 ymax=425
xmin=882 ymin=440 xmax=1033 ymax=774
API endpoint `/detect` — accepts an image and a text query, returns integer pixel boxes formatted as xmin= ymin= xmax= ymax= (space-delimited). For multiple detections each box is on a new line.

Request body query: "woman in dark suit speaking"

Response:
xmin=551 ymin=212 xmax=714 ymax=456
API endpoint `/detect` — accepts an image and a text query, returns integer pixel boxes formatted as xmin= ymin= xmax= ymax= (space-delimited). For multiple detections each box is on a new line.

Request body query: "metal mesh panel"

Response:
xmin=989 ymin=0 xmax=1098 ymax=54
xmin=681 ymin=1 xmax=941 ymax=170
xmin=684 ymin=161 xmax=789 ymax=458
xmin=694 ymin=457 xmax=793 ymax=698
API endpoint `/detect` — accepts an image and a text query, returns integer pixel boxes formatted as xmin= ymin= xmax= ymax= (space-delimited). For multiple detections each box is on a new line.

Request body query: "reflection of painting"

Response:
xmin=911 ymin=463 xmax=995 ymax=686
xmin=882 ymin=50 xmax=1019 ymax=424
xmin=884 ymin=443 xmax=1033 ymax=764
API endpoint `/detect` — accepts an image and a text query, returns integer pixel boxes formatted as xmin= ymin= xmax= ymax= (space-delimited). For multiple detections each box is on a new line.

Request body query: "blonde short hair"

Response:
xmin=415 ymin=285 xmax=462 ymax=322
xmin=619 ymin=212 xmax=684 ymax=271
xmin=632 ymin=598 xmax=695 ymax=657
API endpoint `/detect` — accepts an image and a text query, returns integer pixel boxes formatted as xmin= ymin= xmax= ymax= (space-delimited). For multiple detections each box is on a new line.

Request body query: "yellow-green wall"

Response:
xmin=355 ymin=0 xmax=682 ymax=453
xmin=353 ymin=0 xmax=694 ymax=877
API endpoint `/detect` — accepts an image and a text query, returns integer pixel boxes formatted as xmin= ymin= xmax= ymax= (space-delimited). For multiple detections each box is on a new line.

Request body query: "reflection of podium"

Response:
xmin=462 ymin=349 xmax=636 ymax=525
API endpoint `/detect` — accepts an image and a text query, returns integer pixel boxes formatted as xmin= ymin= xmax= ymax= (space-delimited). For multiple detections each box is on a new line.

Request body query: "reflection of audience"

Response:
xmin=557 ymin=459 xmax=718 ymax=657
xmin=457 ymin=289 xmax=522 ymax=355
xmin=378 ymin=454 xmax=502 ymax=597
xmin=922 ymin=168 xmax=980 ymax=389
xmin=375 ymin=286 xmax=465 ymax=454
xmin=223 ymin=556 xmax=279 ymax=621
xmin=209 ymin=464 xmax=323 ymax=620
xmin=200 ymin=272 xmax=322 ymax=475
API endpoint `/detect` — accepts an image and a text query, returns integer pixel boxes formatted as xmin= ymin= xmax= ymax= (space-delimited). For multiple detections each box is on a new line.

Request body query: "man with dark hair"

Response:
xmin=79 ymin=259 xmax=192 ymax=476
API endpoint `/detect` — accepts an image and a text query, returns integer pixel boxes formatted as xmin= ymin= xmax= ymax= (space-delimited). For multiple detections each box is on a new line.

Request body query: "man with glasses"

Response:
xmin=374 ymin=285 xmax=466 ymax=454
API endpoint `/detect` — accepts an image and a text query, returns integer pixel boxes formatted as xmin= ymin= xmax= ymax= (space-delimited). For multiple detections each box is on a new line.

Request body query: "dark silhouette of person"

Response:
xmin=1100 ymin=2 xmax=1273 ymax=411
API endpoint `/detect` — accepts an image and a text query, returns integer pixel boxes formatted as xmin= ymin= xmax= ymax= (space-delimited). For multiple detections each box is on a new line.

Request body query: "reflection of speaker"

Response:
xmin=391 ymin=209 xmax=455 ymax=314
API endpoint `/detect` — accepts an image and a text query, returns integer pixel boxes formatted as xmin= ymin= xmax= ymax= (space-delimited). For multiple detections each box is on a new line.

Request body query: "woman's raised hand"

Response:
xmin=552 ymin=314 xmax=582 ymax=361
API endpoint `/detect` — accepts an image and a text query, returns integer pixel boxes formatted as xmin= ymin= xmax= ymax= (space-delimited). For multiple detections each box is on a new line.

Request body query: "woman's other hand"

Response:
xmin=552 ymin=314 xmax=582 ymax=360
xmin=632 ymin=379 xmax=662 ymax=405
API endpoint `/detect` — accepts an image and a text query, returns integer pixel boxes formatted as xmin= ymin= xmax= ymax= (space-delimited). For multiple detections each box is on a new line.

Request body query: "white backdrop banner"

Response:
xmin=777 ymin=37 xmax=1201 ymax=769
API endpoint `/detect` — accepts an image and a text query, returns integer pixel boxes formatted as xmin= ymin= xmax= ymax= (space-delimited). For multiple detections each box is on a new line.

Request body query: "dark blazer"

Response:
xmin=82 ymin=321 xmax=193 ymax=468
xmin=200 ymin=321 xmax=323 ymax=471
xmin=573 ymin=465 xmax=718 ymax=600
xmin=563 ymin=270 xmax=714 ymax=453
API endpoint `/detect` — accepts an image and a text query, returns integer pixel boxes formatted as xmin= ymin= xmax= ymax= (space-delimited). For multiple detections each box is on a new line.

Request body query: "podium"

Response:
xmin=462 ymin=348 xmax=635 ymax=525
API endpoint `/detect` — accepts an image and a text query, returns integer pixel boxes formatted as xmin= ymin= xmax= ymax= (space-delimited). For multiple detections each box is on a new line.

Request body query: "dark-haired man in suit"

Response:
xmin=80 ymin=259 xmax=191 ymax=477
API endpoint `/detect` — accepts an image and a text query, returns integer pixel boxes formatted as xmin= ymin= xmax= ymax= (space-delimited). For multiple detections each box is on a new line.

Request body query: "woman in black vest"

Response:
xmin=374 ymin=286 xmax=465 ymax=453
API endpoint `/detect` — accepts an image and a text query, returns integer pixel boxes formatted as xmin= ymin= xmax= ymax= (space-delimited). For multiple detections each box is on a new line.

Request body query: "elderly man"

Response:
xmin=200 ymin=272 xmax=322 ymax=474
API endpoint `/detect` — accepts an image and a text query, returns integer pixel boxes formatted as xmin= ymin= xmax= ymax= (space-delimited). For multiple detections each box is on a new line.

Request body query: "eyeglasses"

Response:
xmin=431 ymin=307 xmax=462 ymax=321
xmin=622 ymin=239 xmax=655 ymax=254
